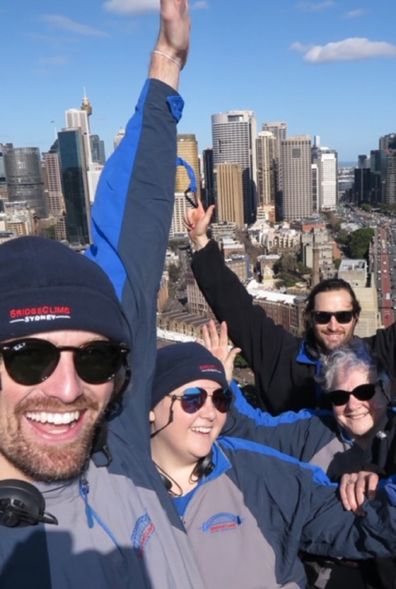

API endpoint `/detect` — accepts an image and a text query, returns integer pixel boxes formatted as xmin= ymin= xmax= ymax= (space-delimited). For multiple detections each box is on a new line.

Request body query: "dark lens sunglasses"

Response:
xmin=169 ymin=386 xmax=232 ymax=414
xmin=326 ymin=383 xmax=377 ymax=406
xmin=312 ymin=310 xmax=354 ymax=325
xmin=0 ymin=338 xmax=129 ymax=386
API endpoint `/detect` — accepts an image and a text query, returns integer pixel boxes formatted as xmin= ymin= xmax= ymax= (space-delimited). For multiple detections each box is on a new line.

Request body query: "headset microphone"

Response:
xmin=0 ymin=479 xmax=58 ymax=527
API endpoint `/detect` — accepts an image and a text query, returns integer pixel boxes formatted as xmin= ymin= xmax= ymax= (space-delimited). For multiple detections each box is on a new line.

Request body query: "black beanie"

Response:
xmin=0 ymin=236 xmax=128 ymax=343
xmin=151 ymin=342 xmax=228 ymax=408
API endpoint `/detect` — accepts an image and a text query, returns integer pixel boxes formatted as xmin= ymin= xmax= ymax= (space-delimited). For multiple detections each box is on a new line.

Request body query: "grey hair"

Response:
xmin=317 ymin=339 xmax=390 ymax=397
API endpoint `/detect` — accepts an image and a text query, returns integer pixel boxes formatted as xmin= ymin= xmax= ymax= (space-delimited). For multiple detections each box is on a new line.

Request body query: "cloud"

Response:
xmin=41 ymin=14 xmax=108 ymax=37
xmin=103 ymin=0 xmax=159 ymax=14
xmin=342 ymin=8 xmax=367 ymax=19
xmin=296 ymin=0 xmax=335 ymax=12
xmin=291 ymin=37 xmax=396 ymax=63
xmin=192 ymin=1 xmax=208 ymax=9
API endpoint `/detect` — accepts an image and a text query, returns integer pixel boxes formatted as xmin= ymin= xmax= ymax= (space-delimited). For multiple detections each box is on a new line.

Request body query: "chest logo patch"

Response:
xmin=131 ymin=513 xmax=155 ymax=557
xmin=201 ymin=512 xmax=242 ymax=534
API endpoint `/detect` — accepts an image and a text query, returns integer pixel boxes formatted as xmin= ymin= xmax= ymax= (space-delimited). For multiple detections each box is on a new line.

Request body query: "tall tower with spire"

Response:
xmin=81 ymin=89 xmax=92 ymax=118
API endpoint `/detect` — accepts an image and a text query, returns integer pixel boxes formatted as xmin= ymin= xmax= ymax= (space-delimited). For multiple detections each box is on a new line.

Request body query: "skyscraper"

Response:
xmin=113 ymin=128 xmax=125 ymax=150
xmin=263 ymin=122 xmax=287 ymax=205
xmin=212 ymin=110 xmax=257 ymax=224
xmin=262 ymin=122 xmax=287 ymax=163
xmin=42 ymin=151 xmax=65 ymax=216
xmin=379 ymin=133 xmax=396 ymax=206
xmin=0 ymin=145 xmax=7 ymax=200
xmin=176 ymin=134 xmax=201 ymax=198
xmin=215 ymin=163 xmax=244 ymax=228
xmin=57 ymin=129 xmax=90 ymax=245
xmin=65 ymin=108 xmax=92 ymax=168
xmin=280 ymin=135 xmax=312 ymax=220
xmin=202 ymin=148 xmax=214 ymax=208
xmin=3 ymin=147 xmax=46 ymax=217
xmin=311 ymin=138 xmax=337 ymax=210
xmin=256 ymin=131 xmax=276 ymax=206
xmin=90 ymin=134 xmax=106 ymax=165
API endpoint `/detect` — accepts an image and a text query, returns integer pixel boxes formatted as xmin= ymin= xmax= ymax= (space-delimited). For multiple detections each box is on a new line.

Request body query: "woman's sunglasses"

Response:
xmin=0 ymin=338 xmax=129 ymax=386
xmin=169 ymin=386 xmax=232 ymax=414
xmin=326 ymin=383 xmax=377 ymax=406
xmin=312 ymin=310 xmax=354 ymax=325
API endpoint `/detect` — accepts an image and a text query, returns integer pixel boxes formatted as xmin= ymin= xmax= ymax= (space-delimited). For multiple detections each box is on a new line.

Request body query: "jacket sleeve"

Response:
xmin=301 ymin=475 xmax=396 ymax=559
xmin=191 ymin=240 xmax=315 ymax=413
xmin=86 ymin=79 xmax=183 ymax=437
xmin=366 ymin=322 xmax=396 ymax=380
xmin=226 ymin=380 xmax=334 ymax=462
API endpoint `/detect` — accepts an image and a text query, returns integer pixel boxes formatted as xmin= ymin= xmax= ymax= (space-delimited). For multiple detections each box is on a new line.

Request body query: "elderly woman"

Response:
xmin=149 ymin=341 xmax=396 ymax=589
xmin=218 ymin=327 xmax=396 ymax=589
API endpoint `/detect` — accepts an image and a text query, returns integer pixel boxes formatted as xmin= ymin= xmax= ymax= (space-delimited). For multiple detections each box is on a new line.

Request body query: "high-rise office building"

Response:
xmin=57 ymin=129 xmax=91 ymax=245
xmin=113 ymin=128 xmax=125 ymax=150
xmin=42 ymin=151 xmax=65 ymax=216
xmin=311 ymin=138 xmax=337 ymax=210
xmin=279 ymin=135 xmax=312 ymax=220
xmin=90 ymin=134 xmax=106 ymax=165
xmin=214 ymin=163 xmax=244 ymax=228
xmin=212 ymin=110 xmax=257 ymax=224
xmin=256 ymin=131 xmax=276 ymax=206
xmin=175 ymin=134 xmax=201 ymax=199
xmin=65 ymin=108 xmax=92 ymax=168
xmin=0 ymin=145 xmax=7 ymax=200
xmin=202 ymin=148 xmax=214 ymax=208
xmin=379 ymin=133 xmax=396 ymax=206
xmin=262 ymin=122 xmax=287 ymax=163
xmin=3 ymin=147 xmax=46 ymax=217
xmin=262 ymin=122 xmax=287 ymax=204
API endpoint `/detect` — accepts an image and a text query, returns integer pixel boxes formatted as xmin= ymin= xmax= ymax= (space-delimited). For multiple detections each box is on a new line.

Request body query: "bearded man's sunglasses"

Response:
xmin=326 ymin=383 xmax=378 ymax=406
xmin=169 ymin=386 xmax=232 ymax=414
xmin=312 ymin=310 xmax=354 ymax=325
xmin=0 ymin=338 xmax=129 ymax=386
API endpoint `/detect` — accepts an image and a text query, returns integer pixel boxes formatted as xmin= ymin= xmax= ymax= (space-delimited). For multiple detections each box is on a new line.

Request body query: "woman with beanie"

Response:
xmin=149 ymin=341 xmax=396 ymax=589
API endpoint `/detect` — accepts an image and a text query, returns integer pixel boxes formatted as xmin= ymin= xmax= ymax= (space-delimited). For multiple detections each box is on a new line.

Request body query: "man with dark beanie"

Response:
xmin=0 ymin=2 xmax=207 ymax=588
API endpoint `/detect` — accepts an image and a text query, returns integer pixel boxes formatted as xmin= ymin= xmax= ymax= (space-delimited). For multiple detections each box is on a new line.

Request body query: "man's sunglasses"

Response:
xmin=0 ymin=338 xmax=129 ymax=386
xmin=312 ymin=310 xmax=354 ymax=325
xmin=326 ymin=383 xmax=377 ymax=406
xmin=169 ymin=386 xmax=232 ymax=414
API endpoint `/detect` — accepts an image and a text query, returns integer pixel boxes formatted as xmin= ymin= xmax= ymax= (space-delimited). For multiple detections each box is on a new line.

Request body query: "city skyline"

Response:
xmin=2 ymin=0 xmax=396 ymax=163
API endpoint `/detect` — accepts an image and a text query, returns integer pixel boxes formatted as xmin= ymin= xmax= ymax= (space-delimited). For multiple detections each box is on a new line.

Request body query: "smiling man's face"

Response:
xmin=312 ymin=289 xmax=357 ymax=352
xmin=0 ymin=330 xmax=114 ymax=483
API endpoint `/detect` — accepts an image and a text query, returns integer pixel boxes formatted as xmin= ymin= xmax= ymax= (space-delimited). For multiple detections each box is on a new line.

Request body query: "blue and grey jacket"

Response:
xmin=228 ymin=379 xmax=396 ymax=478
xmin=172 ymin=432 xmax=396 ymax=589
xmin=0 ymin=80 xmax=205 ymax=589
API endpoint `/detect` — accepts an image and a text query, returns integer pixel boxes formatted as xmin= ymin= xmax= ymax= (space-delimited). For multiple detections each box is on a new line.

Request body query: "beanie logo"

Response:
xmin=199 ymin=363 xmax=222 ymax=374
xmin=9 ymin=306 xmax=72 ymax=324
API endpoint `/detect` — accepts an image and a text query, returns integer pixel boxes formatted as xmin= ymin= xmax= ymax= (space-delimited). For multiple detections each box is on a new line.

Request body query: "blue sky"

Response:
xmin=2 ymin=0 xmax=396 ymax=163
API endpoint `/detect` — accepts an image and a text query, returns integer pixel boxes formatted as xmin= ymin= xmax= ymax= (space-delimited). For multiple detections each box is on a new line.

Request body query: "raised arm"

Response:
xmin=86 ymin=0 xmax=190 ymax=432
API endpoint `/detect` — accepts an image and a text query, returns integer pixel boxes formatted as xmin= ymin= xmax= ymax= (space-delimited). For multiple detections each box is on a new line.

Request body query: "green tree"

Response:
xmin=348 ymin=228 xmax=374 ymax=259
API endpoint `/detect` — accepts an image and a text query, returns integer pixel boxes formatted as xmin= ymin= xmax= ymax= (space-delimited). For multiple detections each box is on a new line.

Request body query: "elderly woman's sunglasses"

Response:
xmin=169 ymin=386 xmax=232 ymax=414
xmin=326 ymin=383 xmax=377 ymax=406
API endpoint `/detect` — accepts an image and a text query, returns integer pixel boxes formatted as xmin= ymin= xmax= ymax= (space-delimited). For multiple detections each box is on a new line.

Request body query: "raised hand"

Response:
xmin=202 ymin=320 xmax=240 ymax=383
xmin=150 ymin=0 xmax=190 ymax=89
xmin=184 ymin=201 xmax=215 ymax=250
xmin=156 ymin=0 xmax=190 ymax=68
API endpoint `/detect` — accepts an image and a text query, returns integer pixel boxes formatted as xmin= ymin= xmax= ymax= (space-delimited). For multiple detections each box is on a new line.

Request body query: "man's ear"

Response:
xmin=149 ymin=410 xmax=155 ymax=423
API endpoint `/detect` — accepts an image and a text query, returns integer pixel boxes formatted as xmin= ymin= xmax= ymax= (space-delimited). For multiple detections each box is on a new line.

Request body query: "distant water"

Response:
xmin=339 ymin=161 xmax=356 ymax=167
